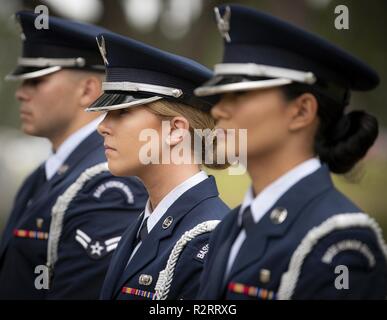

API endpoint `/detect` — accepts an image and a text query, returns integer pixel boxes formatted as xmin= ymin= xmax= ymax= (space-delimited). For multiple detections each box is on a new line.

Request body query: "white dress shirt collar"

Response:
xmin=239 ymin=158 xmax=321 ymax=225
xmin=45 ymin=115 xmax=104 ymax=180
xmin=127 ymin=170 xmax=209 ymax=266
xmin=143 ymin=170 xmax=208 ymax=233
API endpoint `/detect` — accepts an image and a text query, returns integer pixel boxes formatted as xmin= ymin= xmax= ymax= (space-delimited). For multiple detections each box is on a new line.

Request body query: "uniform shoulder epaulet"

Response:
xmin=277 ymin=212 xmax=387 ymax=300
xmin=46 ymin=162 xmax=109 ymax=286
xmin=153 ymin=220 xmax=221 ymax=300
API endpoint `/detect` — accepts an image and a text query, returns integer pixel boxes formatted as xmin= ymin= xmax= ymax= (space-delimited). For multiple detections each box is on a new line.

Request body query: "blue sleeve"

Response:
xmin=292 ymin=227 xmax=387 ymax=300
xmin=46 ymin=173 xmax=147 ymax=299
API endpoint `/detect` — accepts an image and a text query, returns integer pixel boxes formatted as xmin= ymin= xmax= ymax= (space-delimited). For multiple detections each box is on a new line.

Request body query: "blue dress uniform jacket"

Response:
xmin=100 ymin=176 xmax=229 ymax=300
xmin=198 ymin=166 xmax=387 ymax=300
xmin=0 ymin=131 xmax=148 ymax=299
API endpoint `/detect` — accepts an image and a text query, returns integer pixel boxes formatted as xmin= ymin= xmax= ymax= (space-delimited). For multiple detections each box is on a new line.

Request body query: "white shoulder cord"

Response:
xmin=153 ymin=220 xmax=221 ymax=300
xmin=46 ymin=162 xmax=109 ymax=286
xmin=277 ymin=213 xmax=387 ymax=300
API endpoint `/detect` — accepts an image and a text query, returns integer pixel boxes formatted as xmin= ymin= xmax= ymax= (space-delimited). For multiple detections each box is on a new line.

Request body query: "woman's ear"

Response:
xmin=288 ymin=93 xmax=318 ymax=132
xmin=165 ymin=116 xmax=190 ymax=146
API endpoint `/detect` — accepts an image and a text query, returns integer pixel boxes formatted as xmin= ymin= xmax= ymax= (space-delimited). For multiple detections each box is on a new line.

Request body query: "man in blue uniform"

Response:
xmin=0 ymin=11 xmax=147 ymax=299
xmin=195 ymin=5 xmax=387 ymax=299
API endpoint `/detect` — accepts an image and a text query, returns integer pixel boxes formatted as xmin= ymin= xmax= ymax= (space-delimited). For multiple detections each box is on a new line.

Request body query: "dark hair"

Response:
xmin=282 ymin=83 xmax=379 ymax=174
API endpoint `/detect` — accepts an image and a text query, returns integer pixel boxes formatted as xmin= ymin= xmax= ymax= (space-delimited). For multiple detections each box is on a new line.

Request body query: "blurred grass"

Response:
xmin=208 ymin=159 xmax=387 ymax=238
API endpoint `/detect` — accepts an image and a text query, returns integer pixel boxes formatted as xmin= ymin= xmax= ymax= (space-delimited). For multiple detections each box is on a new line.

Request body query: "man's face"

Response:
xmin=15 ymin=70 xmax=84 ymax=139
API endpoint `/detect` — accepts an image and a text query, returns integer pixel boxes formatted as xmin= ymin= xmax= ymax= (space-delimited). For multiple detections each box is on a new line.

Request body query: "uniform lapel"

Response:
xmin=48 ymin=131 xmax=102 ymax=189
xmin=114 ymin=221 xmax=163 ymax=297
xmin=102 ymin=213 xmax=144 ymax=299
xmin=113 ymin=176 xmax=219 ymax=297
xmin=228 ymin=166 xmax=334 ymax=280
xmin=0 ymin=164 xmax=46 ymax=258
xmin=21 ymin=131 xmax=102 ymax=216
xmin=206 ymin=207 xmax=240 ymax=298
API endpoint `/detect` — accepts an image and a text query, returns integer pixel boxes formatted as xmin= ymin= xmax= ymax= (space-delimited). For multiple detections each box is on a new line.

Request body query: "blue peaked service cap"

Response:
xmin=85 ymin=32 xmax=216 ymax=113
xmin=195 ymin=4 xmax=380 ymax=105
xmin=6 ymin=10 xmax=109 ymax=81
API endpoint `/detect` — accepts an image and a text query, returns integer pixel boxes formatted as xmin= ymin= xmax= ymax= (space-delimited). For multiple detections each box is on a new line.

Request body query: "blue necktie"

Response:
xmin=241 ymin=206 xmax=255 ymax=236
xmin=134 ymin=216 xmax=148 ymax=246
xmin=29 ymin=164 xmax=47 ymax=202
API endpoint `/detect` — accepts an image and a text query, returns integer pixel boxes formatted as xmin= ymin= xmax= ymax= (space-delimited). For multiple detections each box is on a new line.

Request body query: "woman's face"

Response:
xmin=211 ymin=88 xmax=292 ymax=160
xmin=98 ymin=106 xmax=162 ymax=176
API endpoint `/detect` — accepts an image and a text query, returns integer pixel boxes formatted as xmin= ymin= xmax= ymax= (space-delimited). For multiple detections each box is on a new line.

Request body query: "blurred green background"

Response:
xmin=0 ymin=0 xmax=386 ymax=237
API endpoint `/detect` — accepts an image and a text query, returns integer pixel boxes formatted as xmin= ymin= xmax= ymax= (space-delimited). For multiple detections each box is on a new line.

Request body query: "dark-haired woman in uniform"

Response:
xmin=195 ymin=4 xmax=387 ymax=299
xmin=86 ymin=32 xmax=229 ymax=300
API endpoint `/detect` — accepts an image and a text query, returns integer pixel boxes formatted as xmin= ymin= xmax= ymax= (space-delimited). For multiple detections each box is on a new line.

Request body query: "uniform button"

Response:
xmin=270 ymin=207 xmax=287 ymax=224
xmin=172 ymin=88 xmax=183 ymax=97
xmin=139 ymin=274 xmax=153 ymax=286
xmin=162 ymin=216 xmax=173 ymax=229
xmin=259 ymin=269 xmax=271 ymax=284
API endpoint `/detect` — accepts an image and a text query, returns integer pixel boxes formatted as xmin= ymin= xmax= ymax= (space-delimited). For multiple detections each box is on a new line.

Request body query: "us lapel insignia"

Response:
xmin=57 ymin=164 xmax=69 ymax=175
xmin=270 ymin=207 xmax=288 ymax=224
xmin=162 ymin=216 xmax=173 ymax=229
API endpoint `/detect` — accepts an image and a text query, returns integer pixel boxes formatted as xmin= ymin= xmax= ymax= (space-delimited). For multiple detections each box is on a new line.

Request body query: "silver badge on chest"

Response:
xmin=270 ymin=207 xmax=288 ymax=224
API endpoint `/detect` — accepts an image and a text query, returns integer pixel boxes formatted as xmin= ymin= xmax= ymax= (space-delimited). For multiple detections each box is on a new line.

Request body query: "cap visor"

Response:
xmin=85 ymin=92 xmax=163 ymax=112
xmin=194 ymin=75 xmax=293 ymax=96
xmin=5 ymin=66 xmax=62 ymax=81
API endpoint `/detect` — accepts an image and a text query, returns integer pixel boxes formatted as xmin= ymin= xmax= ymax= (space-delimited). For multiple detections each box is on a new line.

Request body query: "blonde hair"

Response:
xmin=147 ymin=99 xmax=229 ymax=170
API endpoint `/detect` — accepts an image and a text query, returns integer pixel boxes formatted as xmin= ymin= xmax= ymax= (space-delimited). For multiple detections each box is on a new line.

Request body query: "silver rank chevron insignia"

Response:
xmin=214 ymin=6 xmax=231 ymax=43
xmin=96 ymin=35 xmax=109 ymax=66
xmin=75 ymin=229 xmax=120 ymax=259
